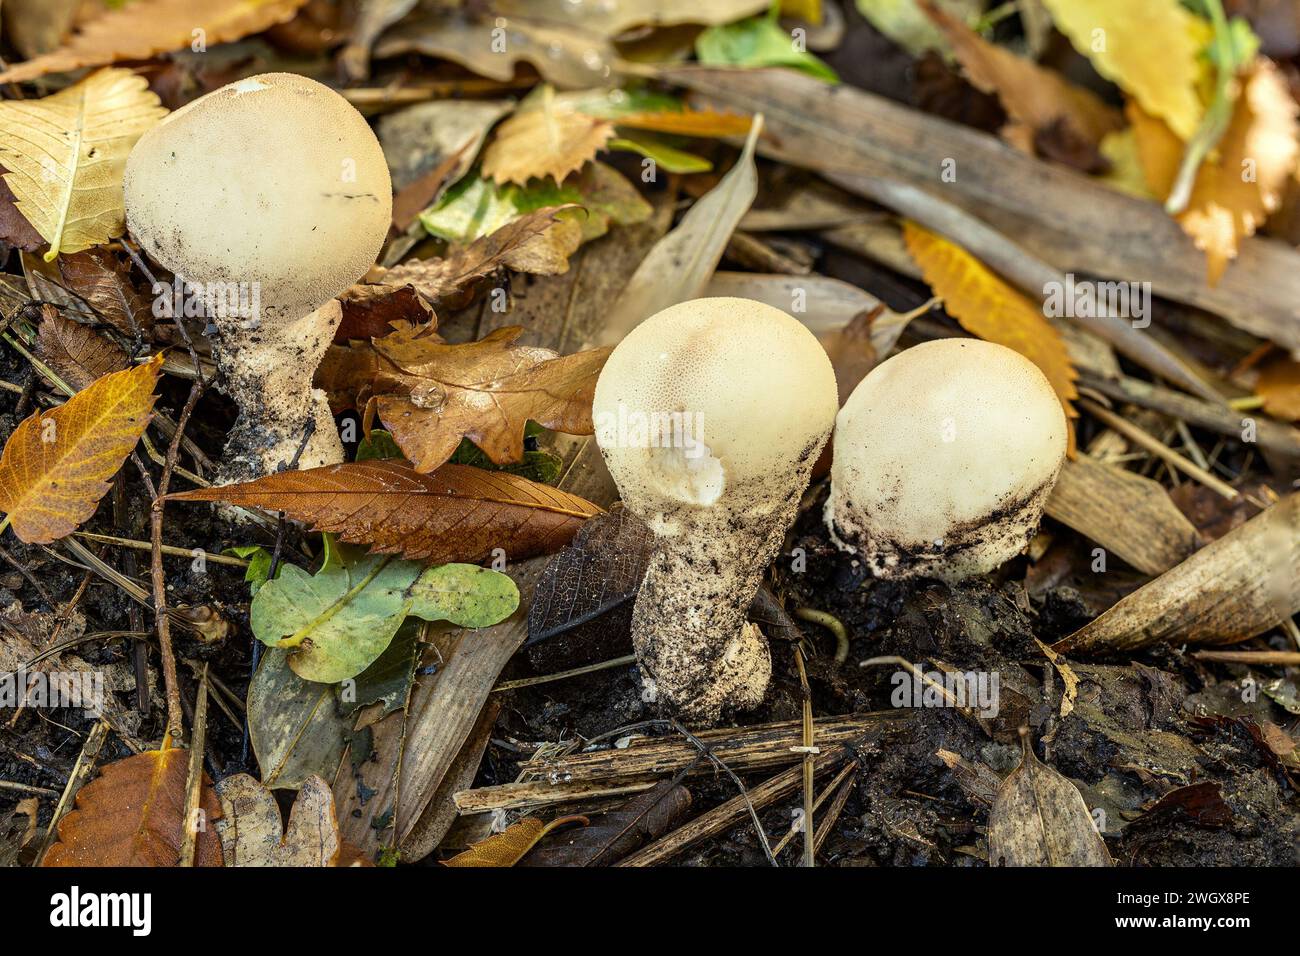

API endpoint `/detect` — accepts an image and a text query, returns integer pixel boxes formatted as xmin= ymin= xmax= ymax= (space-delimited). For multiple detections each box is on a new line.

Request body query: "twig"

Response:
xmin=492 ymin=654 xmax=637 ymax=692
xmin=1191 ymin=649 xmax=1300 ymax=666
xmin=0 ymin=779 xmax=58 ymax=797
xmin=178 ymin=664 xmax=209 ymax=868
xmin=35 ymin=718 xmax=109 ymax=865
xmin=793 ymin=648 xmax=816 ymax=867
xmin=74 ymin=531 xmax=250 ymax=568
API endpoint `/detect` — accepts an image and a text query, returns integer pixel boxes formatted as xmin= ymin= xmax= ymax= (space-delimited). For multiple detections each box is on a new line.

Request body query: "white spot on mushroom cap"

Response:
xmin=826 ymin=338 xmax=1067 ymax=580
xmin=123 ymin=72 xmax=392 ymax=324
xmin=593 ymin=296 xmax=839 ymax=514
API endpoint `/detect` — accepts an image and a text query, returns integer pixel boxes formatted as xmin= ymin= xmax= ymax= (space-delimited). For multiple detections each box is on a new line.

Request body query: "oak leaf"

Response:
xmin=0 ymin=69 xmax=166 ymax=260
xmin=365 ymin=323 xmax=609 ymax=472
xmin=0 ymin=354 xmax=163 ymax=543
xmin=168 ymin=459 xmax=603 ymax=565
xmin=41 ymin=748 xmax=223 ymax=866
xmin=1130 ymin=60 xmax=1299 ymax=285
xmin=902 ymin=222 xmax=1078 ymax=449
xmin=37 ymin=305 xmax=129 ymax=391
xmin=0 ymin=0 xmax=309 ymax=84
xmin=216 ymin=773 xmax=344 ymax=866
xmin=1042 ymin=0 xmax=1208 ymax=140
xmin=481 ymin=87 xmax=616 ymax=186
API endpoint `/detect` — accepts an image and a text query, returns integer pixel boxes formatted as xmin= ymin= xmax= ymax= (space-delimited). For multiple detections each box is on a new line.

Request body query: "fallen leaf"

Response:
xmin=481 ymin=87 xmax=616 ymax=186
xmin=338 ymin=0 xmax=419 ymax=81
xmin=609 ymin=135 xmax=713 ymax=173
xmin=0 ymin=0 xmax=309 ymax=83
xmin=420 ymin=174 xmax=580 ymax=244
xmin=921 ymin=1 xmax=1122 ymax=161
xmin=1252 ymin=353 xmax=1300 ymax=420
xmin=1041 ymin=0 xmax=1208 ymax=140
xmin=599 ymin=115 xmax=763 ymax=344
xmin=336 ymin=284 xmax=437 ymax=342
xmin=987 ymin=730 xmax=1112 ymax=866
xmin=696 ymin=11 xmax=838 ymax=82
xmin=0 ymin=173 xmax=45 ymax=251
xmin=612 ymin=109 xmax=753 ymax=138
xmin=1034 ymin=638 xmax=1080 ymax=719
xmin=216 ymin=773 xmax=342 ymax=866
xmin=58 ymin=248 xmax=155 ymax=337
xmin=522 ymin=781 xmax=691 ymax=866
xmin=0 ymin=69 xmax=166 ymax=260
xmin=379 ymin=99 xmax=512 ymax=193
xmin=169 ymin=459 xmax=602 ymax=565
xmin=493 ymin=0 xmax=769 ymax=36
xmin=367 ymin=323 xmax=608 ymax=471
xmin=1130 ymin=60 xmax=1299 ymax=285
xmin=853 ymin=0 xmax=982 ymax=56
xmin=249 ymin=543 xmax=519 ymax=683
xmin=37 ymin=305 xmax=129 ymax=390
xmin=42 ymin=748 xmax=223 ymax=866
xmin=902 ymin=221 xmax=1079 ymax=449
xmin=443 ymin=815 xmax=587 ymax=867
xmin=247 ymin=648 xmax=349 ymax=790
xmin=0 ymin=354 xmax=163 ymax=543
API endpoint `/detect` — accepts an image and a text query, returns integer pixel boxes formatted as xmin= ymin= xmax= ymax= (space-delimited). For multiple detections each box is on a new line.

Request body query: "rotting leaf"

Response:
xmin=170 ymin=460 xmax=601 ymax=565
xmin=0 ymin=69 xmax=167 ymax=259
xmin=247 ymin=648 xmax=349 ymax=791
xmin=442 ymin=815 xmax=587 ymax=867
xmin=0 ymin=0 xmax=309 ymax=84
xmin=215 ymin=773 xmax=343 ymax=866
xmin=336 ymin=284 xmax=436 ymax=343
xmin=0 ymin=354 xmax=163 ymax=543
xmin=521 ymin=781 xmax=691 ymax=867
xmin=58 ymin=248 xmax=155 ymax=337
xmin=1034 ymin=638 xmax=1080 ymax=719
xmin=37 ymin=305 xmax=129 ymax=391
xmin=987 ymin=730 xmax=1112 ymax=867
xmin=42 ymin=748 xmax=223 ymax=866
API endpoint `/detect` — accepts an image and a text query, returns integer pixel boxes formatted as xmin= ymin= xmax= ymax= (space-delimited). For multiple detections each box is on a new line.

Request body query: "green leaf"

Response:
xmin=695 ymin=13 xmax=838 ymax=82
xmin=247 ymin=648 xmax=349 ymax=790
xmin=610 ymin=135 xmax=712 ymax=174
xmin=565 ymin=162 xmax=653 ymax=240
xmin=420 ymin=174 xmax=581 ymax=243
xmin=251 ymin=551 xmax=519 ymax=684
xmin=223 ymin=545 xmax=277 ymax=594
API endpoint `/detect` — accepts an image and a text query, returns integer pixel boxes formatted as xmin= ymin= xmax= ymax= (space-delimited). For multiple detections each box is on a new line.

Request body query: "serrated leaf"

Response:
xmin=1130 ymin=60 xmax=1299 ymax=285
xmin=168 ymin=459 xmax=602 ymax=565
xmin=0 ymin=69 xmax=166 ymax=260
xmin=215 ymin=774 xmax=342 ymax=867
xmin=249 ymin=548 xmax=519 ymax=683
xmin=901 ymin=221 xmax=1078 ymax=451
xmin=481 ymin=86 xmax=616 ymax=186
xmin=0 ymin=0 xmax=309 ymax=84
xmin=1041 ymin=0 xmax=1208 ymax=140
xmin=41 ymin=748 xmax=224 ymax=866
xmin=0 ymin=354 xmax=163 ymax=543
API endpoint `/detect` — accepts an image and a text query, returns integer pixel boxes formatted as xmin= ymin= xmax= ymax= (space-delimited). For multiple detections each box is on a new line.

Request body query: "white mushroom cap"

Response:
xmin=826 ymin=338 xmax=1067 ymax=581
xmin=123 ymin=73 xmax=392 ymax=323
xmin=593 ymin=297 xmax=839 ymax=523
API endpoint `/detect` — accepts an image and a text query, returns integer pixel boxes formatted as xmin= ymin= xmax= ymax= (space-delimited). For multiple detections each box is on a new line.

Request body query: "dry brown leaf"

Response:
xmin=0 ymin=354 xmax=162 ymax=543
xmin=481 ymin=90 xmax=615 ymax=186
xmin=921 ymin=1 xmax=1122 ymax=162
xmin=37 ymin=304 xmax=129 ymax=390
xmin=42 ymin=747 xmax=223 ymax=866
xmin=168 ymin=459 xmax=603 ymax=564
xmin=1252 ymin=354 xmax=1300 ymax=421
xmin=612 ymin=108 xmax=754 ymax=138
xmin=336 ymin=284 xmax=436 ymax=342
xmin=58 ymin=248 xmax=155 ymax=337
xmin=363 ymin=323 xmax=609 ymax=472
xmin=0 ymin=0 xmax=309 ymax=83
xmin=215 ymin=773 xmax=342 ymax=867
xmin=1130 ymin=60 xmax=1300 ymax=285
xmin=901 ymin=221 xmax=1079 ymax=450
xmin=380 ymin=206 xmax=583 ymax=309
xmin=442 ymin=815 xmax=586 ymax=867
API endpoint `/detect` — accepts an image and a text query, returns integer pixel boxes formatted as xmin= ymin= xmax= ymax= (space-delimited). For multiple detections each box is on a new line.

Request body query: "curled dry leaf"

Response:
xmin=0 ymin=69 xmax=166 ymax=259
xmin=216 ymin=773 xmax=343 ymax=866
xmin=58 ymin=248 xmax=155 ymax=337
xmin=443 ymin=815 xmax=587 ymax=867
xmin=42 ymin=748 xmax=224 ymax=867
xmin=0 ymin=0 xmax=309 ymax=83
xmin=37 ymin=305 xmax=129 ymax=391
xmin=481 ymin=89 xmax=616 ymax=186
xmin=1054 ymin=493 xmax=1300 ymax=655
xmin=366 ymin=323 xmax=609 ymax=471
xmin=988 ymin=730 xmax=1112 ymax=867
xmin=902 ymin=222 xmax=1079 ymax=450
xmin=521 ymin=781 xmax=691 ymax=867
xmin=336 ymin=284 xmax=436 ymax=343
xmin=1130 ymin=60 xmax=1300 ymax=286
xmin=0 ymin=354 xmax=163 ymax=543
xmin=168 ymin=459 xmax=603 ymax=565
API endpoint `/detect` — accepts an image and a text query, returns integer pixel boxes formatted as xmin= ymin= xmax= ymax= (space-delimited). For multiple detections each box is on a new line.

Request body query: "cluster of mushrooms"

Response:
xmin=124 ymin=75 xmax=1067 ymax=726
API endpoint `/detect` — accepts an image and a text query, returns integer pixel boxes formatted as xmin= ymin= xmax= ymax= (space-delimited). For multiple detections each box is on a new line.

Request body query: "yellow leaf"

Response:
xmin=922 ymin=0 xmax=1122 ymax=151
xmin=442 ymin=815 xmax=587 ymax=867
xmin=1097 ymin=128 xmax=1154 ymax=199
xmin=1252 ymin=355 xmax=1300 ymax=421
xmin=901 ymin=222 xmax=1079 ymax=452
xmin=1130 ymin=60 xmax=1299 ymax=285
xmin=1042 ymin=0 xmax=1208 ymax=140
xmin=482 ymin=88 xmax=615 ymax=186
xmin=0 ymin=354 xmax=163 ymax=543
xmin=781 ymin=0 xmax=822 ymax=25
xmin=0 ymin=69 xmax=166 ymax=260
xmin=611 ymin=108 xmax=755 ymax=139
xmin=0 ymin=0 xmax=308 ymax=84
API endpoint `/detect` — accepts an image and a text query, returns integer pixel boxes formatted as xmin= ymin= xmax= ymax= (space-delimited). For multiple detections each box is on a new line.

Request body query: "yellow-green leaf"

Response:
xmin=0 ymin=69 xmax=166 ymax=260
xmin=0 ymin=354 xmax=163 ymax=543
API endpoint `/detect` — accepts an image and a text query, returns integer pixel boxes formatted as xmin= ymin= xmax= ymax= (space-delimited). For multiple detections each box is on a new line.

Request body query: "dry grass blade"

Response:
xmin=168 ymin=459 xmax=602 ymax=564
xmin=0 ymin=354 xmax=163 ymax=543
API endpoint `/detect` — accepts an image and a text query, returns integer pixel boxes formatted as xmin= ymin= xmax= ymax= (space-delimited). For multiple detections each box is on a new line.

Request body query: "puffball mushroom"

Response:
xmin=593 ymin=297 xmax=838 ymax=724
xmin=123 ymin=73 xmax=392 ymax=481
xmin=826 ymin=339 xmax=1067 ymax=582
